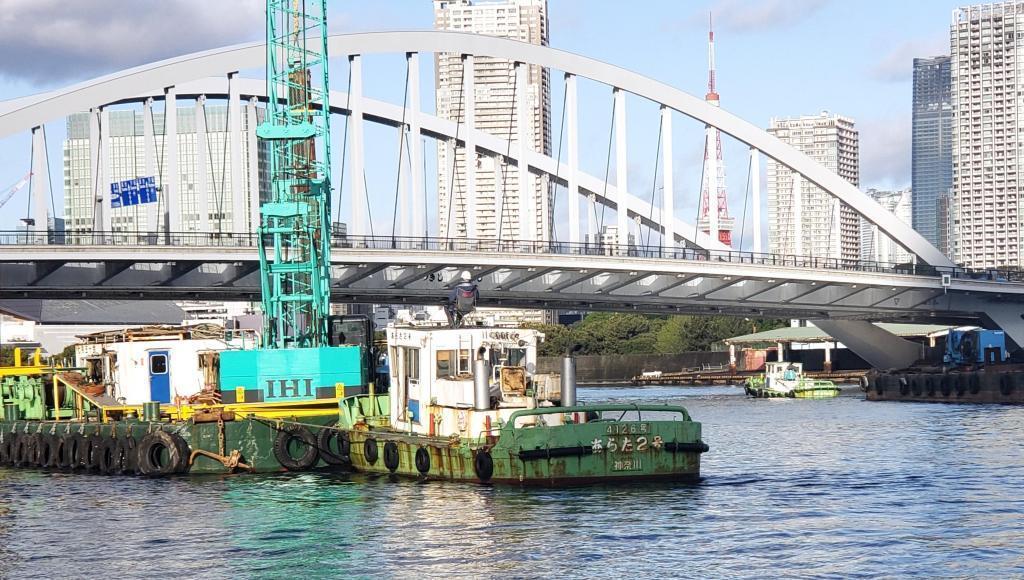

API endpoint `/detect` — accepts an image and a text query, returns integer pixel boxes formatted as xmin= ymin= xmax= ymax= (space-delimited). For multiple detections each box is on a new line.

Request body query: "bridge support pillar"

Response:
xmin=246 ymin=97 xmax=260 ymax=233
xmin=349 ymin=54 xmax=366 ymax=241
xmin=228 ymin=72 xmax=246 ymax=235
xmin=977 ymin=303 xmax=1024 ymax=351
xmin=750 ymin=147 xmax=761 ymax=254
xmin=408 ymin=52 xmax=425 ymax=241
xmin=516 ymin=61 xmax=532 ymax=244
xmin=28 ymin=126 xmax=50 ymax=242
xmin=810 ymin=320 xmax=921 ymax=371
xmin=614 ymin=87 xmax=629 ymax=255
xmin=661 ymin=106 xmax=674 ymax=250
xmin=823 ymin=343 xmax=832 ymax=373
xmin=164 ymin=87 xmax=181 ymax=240
xmin=195 ymin=95 xmax=209 ymax=234
xmin=566 ymin=73 xmax=580 ymax=247
xmin=143 ymin=98 xmax=158 ymax=237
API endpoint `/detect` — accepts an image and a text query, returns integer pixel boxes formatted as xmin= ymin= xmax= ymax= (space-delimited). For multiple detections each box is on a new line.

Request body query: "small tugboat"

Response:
xmin=337 ymin=318 xmax=709 ymax=485
xmin=744 ymin=361 xmax=840 ymax=399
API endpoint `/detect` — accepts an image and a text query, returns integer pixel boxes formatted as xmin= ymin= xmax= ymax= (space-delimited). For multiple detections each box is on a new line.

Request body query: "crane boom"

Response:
xmin=0 ymin=172 xmax=32 ymax=210
xmin=257 ymin=0 xmax=333 ymax=349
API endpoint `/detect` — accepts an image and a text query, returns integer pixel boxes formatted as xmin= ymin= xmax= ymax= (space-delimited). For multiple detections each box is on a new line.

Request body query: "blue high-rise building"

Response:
xmin=911 ymin=56 xmax=952 ymax=256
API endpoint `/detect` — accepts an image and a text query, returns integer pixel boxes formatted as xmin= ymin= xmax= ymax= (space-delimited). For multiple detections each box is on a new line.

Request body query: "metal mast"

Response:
xmin=699 ymin=14 xmax=734 ymax=247
xmin=257 ymin=0 xmax=333 ymax=349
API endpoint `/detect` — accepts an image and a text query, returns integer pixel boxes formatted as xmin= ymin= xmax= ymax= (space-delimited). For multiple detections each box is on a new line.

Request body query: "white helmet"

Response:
xmin=460 ymin=270 xmax=472 ymax=282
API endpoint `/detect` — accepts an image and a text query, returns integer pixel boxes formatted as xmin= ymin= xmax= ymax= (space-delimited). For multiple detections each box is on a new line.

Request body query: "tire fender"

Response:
xmin=137 ymin=431 xmax=189 ymax=477
xmin=364 ymin=438 xmax=379 ymax=465
xmin=317 ymin=427 xmax=349 ymax=467
xmin=414 ymin=447 xmax=431 ymax=475
xmin=474 ymin=450 xmax=494 ymax=482
xmin=272 ymin=424 xmax=320 ymax=471
xmin=383 ymin=441 xmax=400 ymax=472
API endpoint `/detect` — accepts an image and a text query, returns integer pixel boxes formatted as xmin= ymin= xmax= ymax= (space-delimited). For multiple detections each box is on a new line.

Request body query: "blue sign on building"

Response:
xmin=111 ymin=177 xmax=157 ymax=208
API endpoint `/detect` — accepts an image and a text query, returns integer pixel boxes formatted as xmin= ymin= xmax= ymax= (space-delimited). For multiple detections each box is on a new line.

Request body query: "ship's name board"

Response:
xmin=485 ymin=331 xmax=522 ymax=343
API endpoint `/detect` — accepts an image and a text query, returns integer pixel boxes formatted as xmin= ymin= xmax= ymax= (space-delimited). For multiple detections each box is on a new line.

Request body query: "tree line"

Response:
xmin=525 ymin=313 xmax=785 ymax=357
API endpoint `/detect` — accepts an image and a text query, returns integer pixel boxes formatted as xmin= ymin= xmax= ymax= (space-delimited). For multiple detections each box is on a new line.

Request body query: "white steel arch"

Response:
xmin=81 ymin=75 xmax=722 ymax=249
xmin=0 ymin=30 xmax=952 ymax=266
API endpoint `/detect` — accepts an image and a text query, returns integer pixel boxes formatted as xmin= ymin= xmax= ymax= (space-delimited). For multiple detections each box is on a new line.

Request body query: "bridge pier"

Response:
xmin=977 ymin=303 xmax=1024 ymax=351
xmin=810 ymin=320 xmax=921 ymax=371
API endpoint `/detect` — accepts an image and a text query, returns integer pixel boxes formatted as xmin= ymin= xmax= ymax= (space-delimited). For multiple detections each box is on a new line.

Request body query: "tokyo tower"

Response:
xmin=698 ymin=15 xmax=734 ymax=247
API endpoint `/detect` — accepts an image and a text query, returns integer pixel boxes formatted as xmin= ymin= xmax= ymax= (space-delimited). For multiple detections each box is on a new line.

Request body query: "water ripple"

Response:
xmin=1 ymin=389 xmax=1022 ymax=578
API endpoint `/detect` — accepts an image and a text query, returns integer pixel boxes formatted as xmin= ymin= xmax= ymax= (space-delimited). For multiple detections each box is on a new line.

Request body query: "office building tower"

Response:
xmin=63 ymin=104 xmax=267 ymax=238
xmin=951 ymin=2 xmax=1024 ymax=267
xmin=860 ymin=188 xmax=913 ymax=264
xmin=766 ymin=112 xmax=860 ymax=262
xmin=433 ymin=0 xmax=552 ymax=241
xmin=912 ymin=56 xmax=953 ymax=257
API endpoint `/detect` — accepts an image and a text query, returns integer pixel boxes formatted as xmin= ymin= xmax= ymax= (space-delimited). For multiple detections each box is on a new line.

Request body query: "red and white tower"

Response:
xmin=698 ymin=15 xmax=734 ymax=246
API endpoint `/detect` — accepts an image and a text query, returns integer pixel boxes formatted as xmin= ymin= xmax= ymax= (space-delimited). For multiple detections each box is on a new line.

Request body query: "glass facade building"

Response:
xmin=911 ymin=56 xmax=952 ymax=257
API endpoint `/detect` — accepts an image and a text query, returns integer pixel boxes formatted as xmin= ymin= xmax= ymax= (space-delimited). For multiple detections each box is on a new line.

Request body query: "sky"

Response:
xmin=0 ymin=0 xmax=968 ymax=246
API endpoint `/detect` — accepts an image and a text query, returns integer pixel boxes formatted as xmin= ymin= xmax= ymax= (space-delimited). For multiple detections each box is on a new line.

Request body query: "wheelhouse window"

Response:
xmin=436 ymin=349 xmax=471 ymax=378
xmin=405 ymin=347 xmax=420 ymax=382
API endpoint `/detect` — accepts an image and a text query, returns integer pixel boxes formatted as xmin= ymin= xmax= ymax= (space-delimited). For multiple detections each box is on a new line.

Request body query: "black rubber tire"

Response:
xmin=874 ymin=376 xmax=885 ymax=396
xmin=474 ymin=450 xmax=494 ymax=482
xmin=0 ymin=434 xmax=10 ymax=466
xmin=968 ymin=374 xmax=981 ymax=395
xmin=71 ymin=434 xmax=91 ymax=471
xmin=136 ymin=431 xmax=189 ymax=477
xmin=47 ymin=435 xmax=64 ymax=469
xmin=116 ymin=436 xmax=138 ymax=475
xmin=97 ymin=438 xmax=120 ymax=475
xmin=911 ymin=378 xmax=923 ymax=397
xmin=17 ymin=434 xmax=37 ymax=468
xmin=955 ymin=375 xmax=968 ymax=397
xmin=1000 ymin=374 xmax=1015 ymax=397
xmin=272 ymin=425 xmax=320 ymax=471
xmin=414 ymin=447 xmax=431 ymax=474
xmin=383 ymin=441 xmax=400 ymax=473
xmin=924 ymin=376 xmax=936 ymax=397
xmin=85 ymin=435 xmax=104 ymax=472
xmin=57 ymin=434 xmax=75 ymax=470
xmin=364 ymin=438 xmax=379 ymax=465
xmin=941 ymin=375 xmax=953 ymax=397
xmin=36 ymin=434 xmax=55 ymax=468
xmin=317 ymin=427 xmax=348 ymax=466
xmin=339 ymin=432 xmax=352 ymax=458
xmin=898 ymin=377 xmax=909 ymax=396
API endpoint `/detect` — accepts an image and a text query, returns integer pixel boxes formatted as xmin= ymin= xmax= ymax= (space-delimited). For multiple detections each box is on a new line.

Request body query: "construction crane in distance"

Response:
xmin=0 ymin=172 xmax=32 ymax=211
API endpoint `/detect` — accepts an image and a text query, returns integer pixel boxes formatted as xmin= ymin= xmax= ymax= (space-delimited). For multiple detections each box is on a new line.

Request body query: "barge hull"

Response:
xmin=0 ymin=415 xmax=340 ymax=475
xmin=343 ymin=418 xmax=705 ymax=485
xmin=867 ymin=372 xmax=1024 ymax=404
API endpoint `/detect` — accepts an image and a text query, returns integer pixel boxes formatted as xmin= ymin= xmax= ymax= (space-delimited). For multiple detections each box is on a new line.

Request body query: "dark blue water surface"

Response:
xmin=2 ymin=386 xmax=1022 ymax=578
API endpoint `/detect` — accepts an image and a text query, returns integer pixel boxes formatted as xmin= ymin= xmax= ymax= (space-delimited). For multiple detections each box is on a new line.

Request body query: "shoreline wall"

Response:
xmin=537 ymin=351 xmax=735 ymax=383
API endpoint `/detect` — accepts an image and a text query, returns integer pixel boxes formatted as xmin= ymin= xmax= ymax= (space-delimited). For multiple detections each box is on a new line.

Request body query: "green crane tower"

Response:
xmin=257 ymin=0 xmax=333 ymax=349
xmin=217 ymin=0 xmax=370 ymax=405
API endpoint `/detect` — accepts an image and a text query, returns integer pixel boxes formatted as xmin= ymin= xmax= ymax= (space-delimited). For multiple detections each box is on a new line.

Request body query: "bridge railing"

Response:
xmin=3 ymin=230 xmax=1022 ymax=283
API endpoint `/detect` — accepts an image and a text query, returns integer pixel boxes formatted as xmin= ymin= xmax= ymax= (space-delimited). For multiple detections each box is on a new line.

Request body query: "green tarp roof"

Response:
xmin=724 ymin=323 xmax=956 ymax=345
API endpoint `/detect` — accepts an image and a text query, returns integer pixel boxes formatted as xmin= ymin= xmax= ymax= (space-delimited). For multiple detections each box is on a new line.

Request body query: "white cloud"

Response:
xmin=871 ymin=37 xmax=948 ymax=83
xmin=0 ymin=0 xmax=264 ymax=86
xmin=859 ymin=116 xmax=911 ymax=189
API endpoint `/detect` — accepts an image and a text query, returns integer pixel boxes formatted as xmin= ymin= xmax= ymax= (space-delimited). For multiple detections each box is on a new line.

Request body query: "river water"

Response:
xmin=1 ymin=386 xmax=1022 ymax=578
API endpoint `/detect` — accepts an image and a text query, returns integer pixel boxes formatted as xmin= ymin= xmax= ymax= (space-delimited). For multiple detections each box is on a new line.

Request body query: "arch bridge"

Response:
xmin=0 ymin=31 xmax=1019 ymax=368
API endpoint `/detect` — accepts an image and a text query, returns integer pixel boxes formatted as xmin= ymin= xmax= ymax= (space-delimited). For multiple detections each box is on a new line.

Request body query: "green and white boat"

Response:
xmin=744 ymin=361 xmax=840 ymax=399
xmin=338 ymin=324 xmax=709 ymax=484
